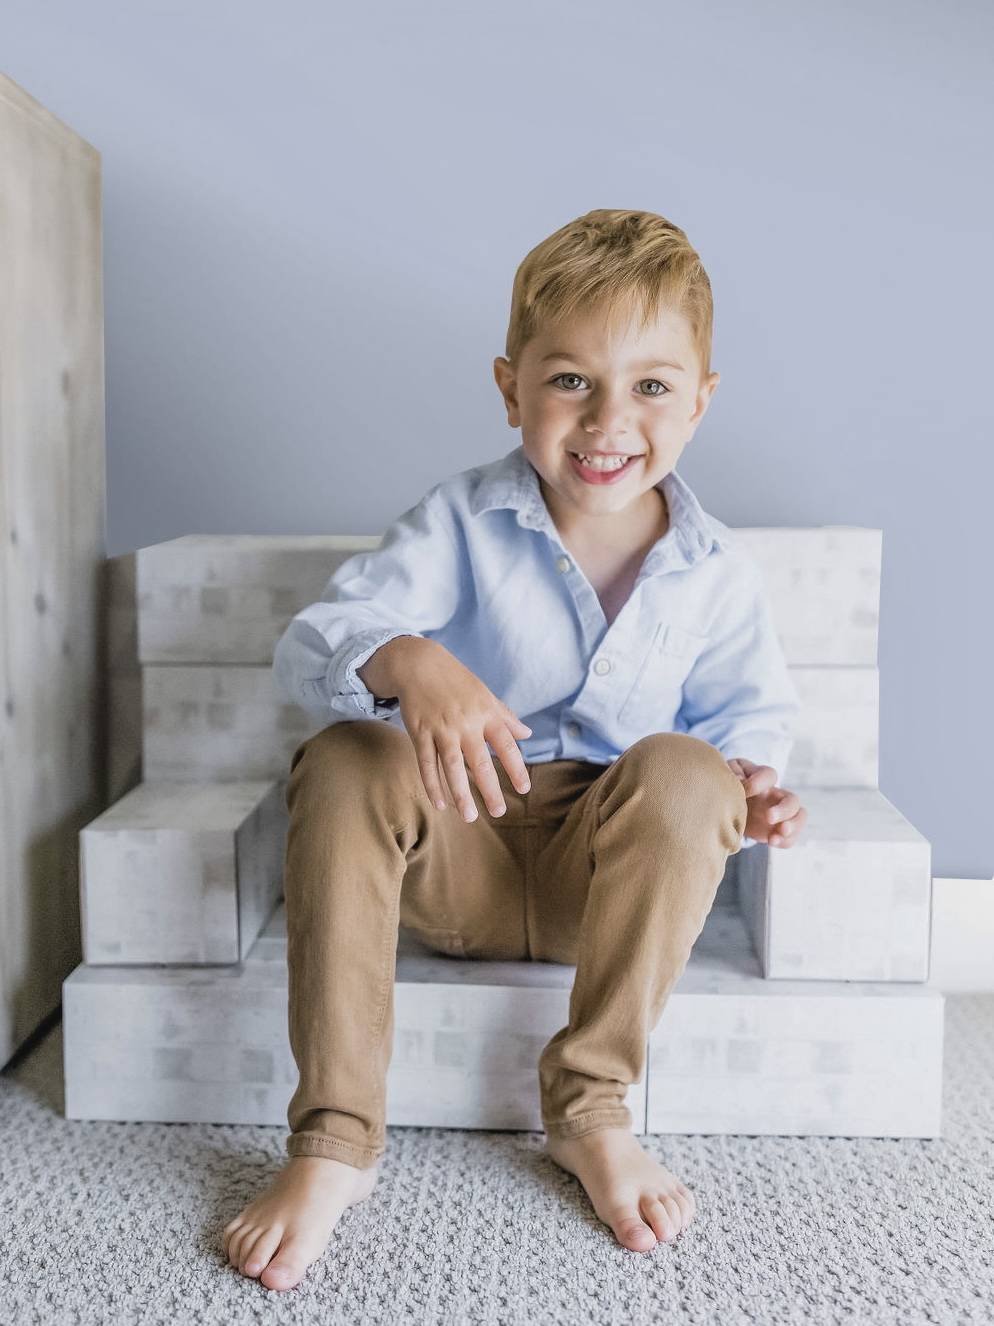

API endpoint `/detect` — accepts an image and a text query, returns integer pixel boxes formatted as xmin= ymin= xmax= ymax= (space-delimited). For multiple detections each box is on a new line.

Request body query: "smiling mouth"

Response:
xmin=567 ymin=451 xmax=644 ymax=464
xmin=567 ymin=451 xmax=643 ymax=483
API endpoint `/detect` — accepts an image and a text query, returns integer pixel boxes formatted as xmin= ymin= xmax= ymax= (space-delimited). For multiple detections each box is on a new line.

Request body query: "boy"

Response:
xmin=222 ymin=208 xmax=807 ymax=1291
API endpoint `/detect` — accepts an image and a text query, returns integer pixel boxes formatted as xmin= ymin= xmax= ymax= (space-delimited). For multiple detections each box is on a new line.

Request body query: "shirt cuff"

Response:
xmin=331 ymin=628 xmax=424 ymax=718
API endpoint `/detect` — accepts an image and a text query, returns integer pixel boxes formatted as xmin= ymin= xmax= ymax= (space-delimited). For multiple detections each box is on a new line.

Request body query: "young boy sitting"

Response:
xmin=222 ymin=207 xmax=808 ymax=1291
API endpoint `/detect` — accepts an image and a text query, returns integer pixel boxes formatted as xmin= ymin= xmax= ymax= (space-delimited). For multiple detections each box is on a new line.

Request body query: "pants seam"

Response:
xmin=543 ymin=1106 xmax=632 ymax=1135
xmin=287 ymin=1134 xmax=383 ymax=1164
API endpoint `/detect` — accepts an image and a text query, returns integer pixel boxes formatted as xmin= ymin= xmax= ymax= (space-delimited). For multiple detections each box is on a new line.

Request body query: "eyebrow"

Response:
xmin=539 ymin=351 xmax=686 ymax=373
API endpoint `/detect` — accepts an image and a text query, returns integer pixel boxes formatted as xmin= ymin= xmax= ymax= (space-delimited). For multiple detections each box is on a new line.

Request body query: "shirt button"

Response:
xmin=567 ymin=721 xmax=581 ymax=738
xmin=593 ymin=657 xmax=612 ymax=675
xmin=556 ymin=555 xmax=571 ymax=573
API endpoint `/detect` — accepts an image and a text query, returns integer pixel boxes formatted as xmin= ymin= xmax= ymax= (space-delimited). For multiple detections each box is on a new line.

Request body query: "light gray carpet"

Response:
xmin=1 ymin=998 xmax=992 ymax=1326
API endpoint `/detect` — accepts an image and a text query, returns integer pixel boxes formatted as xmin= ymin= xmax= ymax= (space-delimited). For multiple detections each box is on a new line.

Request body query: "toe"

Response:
xmin=221 ymin=1218 xmax=243 ymax=1259
xmin=238 ymin=1228 xmax=267 ymax=1276
xmin=227 ymin=1226 xmax=254 ymax=1269
xmin=660 ymin=1194 xmax=684 ymax=1239
xmin=242 ymin=1226 xmax=284 ymax=1279
xmin=259 ymin=1236 xmax=318 ymax=1292
xmin=672 ymin=1188 xmax=695 ymax=1232
xmin=612 ymin=1212 xmax=658 ymax=1252
xmin=641 ymin=1197 xmax=674 ymax=1243
xmin=675 ymin=1180 xmax=697 ymax=1223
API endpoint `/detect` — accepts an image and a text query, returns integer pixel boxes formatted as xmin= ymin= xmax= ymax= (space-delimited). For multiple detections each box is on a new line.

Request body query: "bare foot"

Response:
xmin=545 ymin=1127 xmax=697 ymax=1252
xmin=222 ymin=1153 xmax=380 ymax=1290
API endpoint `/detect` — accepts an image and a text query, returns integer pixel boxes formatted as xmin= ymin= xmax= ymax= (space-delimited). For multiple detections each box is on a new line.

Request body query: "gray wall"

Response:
xmin=5 ymin=0 xmax=992 ymax=877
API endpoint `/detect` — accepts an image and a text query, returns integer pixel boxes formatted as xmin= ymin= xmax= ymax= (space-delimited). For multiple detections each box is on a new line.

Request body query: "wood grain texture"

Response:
xmin=0 ymin=73 xmax=106 ymax=1064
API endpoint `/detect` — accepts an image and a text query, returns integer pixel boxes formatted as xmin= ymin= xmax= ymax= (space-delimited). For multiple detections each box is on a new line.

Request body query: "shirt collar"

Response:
xmin=468 ymin=444 xmax=729 ymax=568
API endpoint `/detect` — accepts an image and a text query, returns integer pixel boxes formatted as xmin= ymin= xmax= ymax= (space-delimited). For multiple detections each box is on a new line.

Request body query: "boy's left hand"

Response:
xmin=725 ymin=757 xmax=807 ymax=848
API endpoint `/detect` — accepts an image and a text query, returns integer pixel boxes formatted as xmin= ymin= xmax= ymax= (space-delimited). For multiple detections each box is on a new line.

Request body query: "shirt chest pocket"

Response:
xmin=617 ymin=622 xmax=711 ymax=725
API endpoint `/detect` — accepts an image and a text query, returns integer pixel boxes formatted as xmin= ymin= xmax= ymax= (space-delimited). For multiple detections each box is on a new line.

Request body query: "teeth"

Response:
xmin=571 ymin=452 xmax=631 ymax=471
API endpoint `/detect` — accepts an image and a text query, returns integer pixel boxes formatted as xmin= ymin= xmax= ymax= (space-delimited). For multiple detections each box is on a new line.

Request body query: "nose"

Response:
xmin=581 ymin=386 xmax=631 ymax=444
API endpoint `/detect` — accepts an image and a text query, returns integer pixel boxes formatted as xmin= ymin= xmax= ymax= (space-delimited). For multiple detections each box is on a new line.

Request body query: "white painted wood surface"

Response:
xmin=63 ymin=901 xmax=943 ymax=1137
xmin=927 ymin=876 xmax=994 ymax=991
xmin=0 ymin=74 xmax=106 ymax=1065
xmin=735 ymin=787 xmax=932 ymax=981
xmin=134 ymin=528 xmax=880 ymax=666
xmin=80 ymin=780 xmax=287 ymax=964
xmin=139 ymin=660 xmax=879 ymax=788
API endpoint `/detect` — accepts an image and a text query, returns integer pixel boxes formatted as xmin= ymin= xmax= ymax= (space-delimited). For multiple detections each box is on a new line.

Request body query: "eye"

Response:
xmin=549 ymin=373 xmax=670 ymax=397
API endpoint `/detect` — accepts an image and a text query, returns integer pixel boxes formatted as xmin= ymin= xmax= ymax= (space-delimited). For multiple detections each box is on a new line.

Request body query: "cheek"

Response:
xmin=529 ymin=396 xmax=574 ymax=430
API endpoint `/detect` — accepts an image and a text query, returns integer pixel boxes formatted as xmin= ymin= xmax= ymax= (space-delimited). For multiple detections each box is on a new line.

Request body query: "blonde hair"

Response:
xmin=505 ymin=208 xmax=714 ymax=381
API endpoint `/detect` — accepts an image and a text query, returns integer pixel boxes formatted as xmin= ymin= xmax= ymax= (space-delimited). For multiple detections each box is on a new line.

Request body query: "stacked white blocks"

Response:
xmin=63 ymin=528 xmax=943 ymax=1138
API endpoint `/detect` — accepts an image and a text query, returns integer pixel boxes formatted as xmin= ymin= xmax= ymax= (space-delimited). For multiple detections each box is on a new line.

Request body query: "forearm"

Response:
xmin=356 ymin=634 xmax=442 ymax=701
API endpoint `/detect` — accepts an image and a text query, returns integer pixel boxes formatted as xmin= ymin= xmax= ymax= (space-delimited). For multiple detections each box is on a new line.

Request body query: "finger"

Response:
xmin=436 ymin=748 xmax=458 ymax=808
xmin=463 ymin=740 xmax=507 ymax=818
xmin=770 ymin=806 xmax=807 ymax=845
xmin=745 ymin=765 xmax=778 ymax=797
xmin=767 ymin=788 xmax=799 ymax=821
xmin=489 ymin=725 xmax=532 ymax=795
xmin=767 ymin=790 xmax=801 ymax=827
xmin=438 ymin=740 xmax=479 ymax=823
xmin=413 ymin=733 xmax=449 ymax=810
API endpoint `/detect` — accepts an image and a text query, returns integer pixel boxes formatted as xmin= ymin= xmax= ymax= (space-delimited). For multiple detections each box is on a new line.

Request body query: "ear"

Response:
xmin=493 ymin=356 xmax=521 ymax=427
xmin=688 ymin=369 xmax=720 ymax=428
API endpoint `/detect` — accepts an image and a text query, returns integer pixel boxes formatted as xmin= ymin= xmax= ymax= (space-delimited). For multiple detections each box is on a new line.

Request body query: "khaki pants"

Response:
xmin=282 ymin=720 xmax=748 ymax=1169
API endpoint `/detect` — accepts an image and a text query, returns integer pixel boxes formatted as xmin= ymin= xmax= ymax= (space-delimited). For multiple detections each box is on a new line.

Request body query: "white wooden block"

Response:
xmin=80 ymin=780 xmax=287 ymax=964
xmin=646 ymin=911 xmax=943 ymax=1138
xmin=143 ymin=664 xmax=319 ymax=780
xmin=786 ymin=667 xmax=878 ymax=788
xmin=133 ymin=528 xmax=880 ymax=667
xmin=63 ymin=906 xmax=644 ymax=1132
xmin=736 ymin=787 xmax=931 ymax=981
xmin=63 ymin=902 xmax=943 ymax=1138
xmin=736 ymin=527 xmax=881 ymax=665
xmin=137 ymin=536 xmax=376 ymax=664
xmin=141 ymin=662 xmax=877 ymax=787
xmin=927 ymin=876 xmax=994 ymax=992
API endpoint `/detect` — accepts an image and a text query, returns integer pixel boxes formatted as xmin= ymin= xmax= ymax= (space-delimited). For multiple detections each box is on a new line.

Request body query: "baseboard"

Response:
xmin=927 ymin=876 xmax=994 ymax=991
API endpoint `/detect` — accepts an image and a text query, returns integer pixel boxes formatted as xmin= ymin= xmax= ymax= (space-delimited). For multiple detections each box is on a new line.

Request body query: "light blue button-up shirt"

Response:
xmin=273 ymin=444 xmax=802 ymax=847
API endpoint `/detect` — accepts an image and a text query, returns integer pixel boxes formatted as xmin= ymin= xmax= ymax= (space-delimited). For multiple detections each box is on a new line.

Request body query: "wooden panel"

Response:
xmin=80 ymin=779 xmax=287 ymax=964
xmin=735 ymin=787 xmax=931 ymax=981
xmin=63 ymin=902 xmax=943 ymax=1137
xmin=105 ymin=553 xmax=142 ymax=805
xmin=0 ymin=74 xmax=106 ymax=1064
xmin=140 ymin=661 xmax=878 ymax=787
xmin=134 ymin=527 xmax=881 ymax=666
xmin=137 ymin=536 xmax=378 ymax=664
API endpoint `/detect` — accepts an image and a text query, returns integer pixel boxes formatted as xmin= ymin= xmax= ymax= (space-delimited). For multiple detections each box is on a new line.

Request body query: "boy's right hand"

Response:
xmin=392 ymin=640 xmax=533 ymax=822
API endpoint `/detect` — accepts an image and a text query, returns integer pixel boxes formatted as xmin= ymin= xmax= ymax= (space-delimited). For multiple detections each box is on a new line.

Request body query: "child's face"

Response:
xmin=493 ymin=300 xmax=719 ymax=534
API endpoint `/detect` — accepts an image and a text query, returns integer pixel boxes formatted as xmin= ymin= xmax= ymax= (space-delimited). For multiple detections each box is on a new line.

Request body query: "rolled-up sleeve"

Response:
xmin=676 ymin=556 xmax=802 ymax=845
xmin=272 ymin=488 xmax=464 ymax=724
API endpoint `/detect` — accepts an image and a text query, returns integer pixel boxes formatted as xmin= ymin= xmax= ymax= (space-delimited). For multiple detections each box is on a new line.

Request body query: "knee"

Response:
xmin=287 ymin=719 xmax=413 ymax=806
xmin=621 ymin=732 xmax=745 ymax=823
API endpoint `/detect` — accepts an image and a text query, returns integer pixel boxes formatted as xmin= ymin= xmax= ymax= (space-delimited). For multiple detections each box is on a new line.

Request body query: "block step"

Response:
xmin=735 ymin=786 xmax=932 ymax=981
xmin=141 ymin=662 xmax=878 ymax=789
xmin=63 ymin=901 xmax=943 ymax=1138
xmin=80 ymin=780 xmax=287 ymax=964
